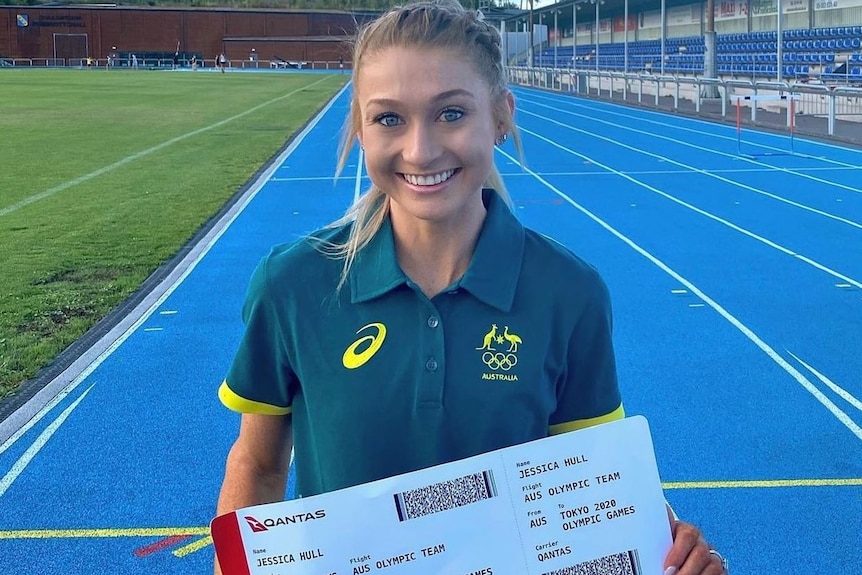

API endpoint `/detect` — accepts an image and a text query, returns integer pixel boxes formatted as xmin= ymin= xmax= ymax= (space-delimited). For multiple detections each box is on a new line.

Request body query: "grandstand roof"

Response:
xmin=498 ymin=0 xmax=700 ymax=23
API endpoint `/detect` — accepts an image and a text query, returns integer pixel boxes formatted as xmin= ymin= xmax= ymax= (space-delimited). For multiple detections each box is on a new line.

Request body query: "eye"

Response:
xmin=374 ymin=113 xmax=402 ymax=127
xmin=439 ymin=108 xmax=465 ymax=122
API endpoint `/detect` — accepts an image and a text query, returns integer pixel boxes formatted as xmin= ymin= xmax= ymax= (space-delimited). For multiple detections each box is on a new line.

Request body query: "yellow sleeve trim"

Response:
xmin=218 ymin=381 xmax=292 ymax=416
xmin=549 ymin=403 xmax=625 ymax=435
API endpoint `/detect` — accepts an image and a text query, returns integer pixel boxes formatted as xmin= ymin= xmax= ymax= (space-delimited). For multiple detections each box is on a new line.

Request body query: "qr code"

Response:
xmin=393 ymin=469 xmax=497 ymax=522
xmin=543 ymin=549 xmax=641 ymax=575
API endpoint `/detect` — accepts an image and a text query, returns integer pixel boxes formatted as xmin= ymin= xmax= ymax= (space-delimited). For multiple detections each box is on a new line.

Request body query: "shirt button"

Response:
xmin=427 ymin=316 xmax=439 ymax=328
xmin=425 ymin=358 xmax=439 ymax=372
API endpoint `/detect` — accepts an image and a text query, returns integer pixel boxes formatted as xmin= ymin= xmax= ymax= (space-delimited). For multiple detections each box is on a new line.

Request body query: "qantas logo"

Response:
xmin=244 ymin=510 xmax=327 ymax=534
xmin=245 ymin=516 xmax=269 ymax=533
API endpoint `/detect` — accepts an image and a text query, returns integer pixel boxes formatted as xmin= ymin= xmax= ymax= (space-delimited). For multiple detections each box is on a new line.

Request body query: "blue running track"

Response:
xmin=1 ymin=80 xmax=860 ymax=575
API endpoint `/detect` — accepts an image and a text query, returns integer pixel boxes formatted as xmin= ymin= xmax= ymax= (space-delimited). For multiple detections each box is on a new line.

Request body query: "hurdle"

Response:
xmin=729 ymin=93 xmax=801 ymax=156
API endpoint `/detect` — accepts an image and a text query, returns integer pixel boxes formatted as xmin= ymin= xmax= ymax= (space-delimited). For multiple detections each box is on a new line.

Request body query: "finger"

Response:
xmin=675 ymin=542 xmax=715 ymax=575
xmin=663 ymin=521 xmax=700 ymax=574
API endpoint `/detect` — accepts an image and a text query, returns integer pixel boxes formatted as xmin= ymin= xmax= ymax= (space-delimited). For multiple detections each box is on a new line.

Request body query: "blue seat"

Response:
xmin=852 ymin=38 xmax=861 ymax=49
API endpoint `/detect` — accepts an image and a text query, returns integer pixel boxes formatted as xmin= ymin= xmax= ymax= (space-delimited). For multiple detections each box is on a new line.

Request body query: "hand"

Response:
xmin=663 ymin=507 xmax=727 ymax=575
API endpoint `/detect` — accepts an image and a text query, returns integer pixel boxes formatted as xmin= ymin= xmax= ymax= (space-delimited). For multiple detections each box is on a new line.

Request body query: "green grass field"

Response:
xmin=0 ymin=69 xmax=347 ymax=400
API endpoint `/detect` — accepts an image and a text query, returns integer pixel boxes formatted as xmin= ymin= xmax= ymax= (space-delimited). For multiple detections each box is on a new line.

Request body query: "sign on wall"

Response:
xmin=613 ymin=15 xmax=637 ymax=32
xmin=814 ymin=0 xmax=862 ymax=9
xmin=715 ymin=0 xmax=749 ymax=19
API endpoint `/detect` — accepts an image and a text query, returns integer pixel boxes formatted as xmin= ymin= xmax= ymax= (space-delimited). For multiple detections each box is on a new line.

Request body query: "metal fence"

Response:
xmin=507 ymin=67 xmax=862 ymax=144
xmin=0 ymin=57 xmax=346 ymax=71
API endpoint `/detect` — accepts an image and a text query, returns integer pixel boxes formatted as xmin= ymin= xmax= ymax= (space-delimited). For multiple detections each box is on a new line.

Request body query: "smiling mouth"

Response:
xmin=400 ymin=168 xmax=459 ymax=187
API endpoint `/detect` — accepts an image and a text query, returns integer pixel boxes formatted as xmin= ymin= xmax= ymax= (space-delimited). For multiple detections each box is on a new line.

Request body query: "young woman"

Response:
xmin=215 ymin=2 xmax=727 ymax=574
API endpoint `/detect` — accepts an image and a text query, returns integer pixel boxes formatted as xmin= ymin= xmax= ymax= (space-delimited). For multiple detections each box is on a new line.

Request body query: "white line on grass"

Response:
xmin=0 ymin=75 xmax=335 ymax=218
xmin=518 ymin=104 xmax=862 ymax=228
xmin=497 ymin=147 xmax=862 ymax=441
xmin=0 ymin=82 xmax=351 ymax=470
xmin=518 ymin=125 xmax=862 ymax=290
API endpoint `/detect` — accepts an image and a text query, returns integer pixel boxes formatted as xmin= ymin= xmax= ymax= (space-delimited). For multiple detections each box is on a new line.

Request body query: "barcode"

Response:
xmin=542 ymin=549 xmax=642 ymax=575
xmin=393 ymin=469 xmax=498 ymax=522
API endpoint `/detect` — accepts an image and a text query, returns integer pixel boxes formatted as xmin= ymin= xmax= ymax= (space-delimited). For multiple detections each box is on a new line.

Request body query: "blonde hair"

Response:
xmin=324 ymin=0 xmax=524 ymax=288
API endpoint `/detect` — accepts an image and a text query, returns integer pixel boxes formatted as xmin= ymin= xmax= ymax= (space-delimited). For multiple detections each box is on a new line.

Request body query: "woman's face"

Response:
xmin=356 ymin=45 xmax=502 ymax=226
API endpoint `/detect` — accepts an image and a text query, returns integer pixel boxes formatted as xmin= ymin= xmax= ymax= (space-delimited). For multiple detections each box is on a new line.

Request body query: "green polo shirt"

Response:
xmin=220 ymin=190 xmax=623 ymax=498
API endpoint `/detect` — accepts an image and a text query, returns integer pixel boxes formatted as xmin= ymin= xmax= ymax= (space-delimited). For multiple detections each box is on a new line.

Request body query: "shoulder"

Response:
xmin=259 ymin=224 xmax=350 ymax=290
xmin=521 ymin=228 xmax=610 ymax=304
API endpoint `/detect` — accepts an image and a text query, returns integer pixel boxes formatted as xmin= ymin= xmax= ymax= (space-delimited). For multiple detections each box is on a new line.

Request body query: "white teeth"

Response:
xmin=404 ymin=169 xmax=455 ymax=186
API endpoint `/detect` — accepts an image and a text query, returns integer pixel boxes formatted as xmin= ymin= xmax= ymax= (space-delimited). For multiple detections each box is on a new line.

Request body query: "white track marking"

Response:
xmin=0 ymin=82 xmax=351 ymax=460
xmin=519 ymin=106 xmax=862 ymax=230
xmin=788 ymin=351 xmax=862 ymax=413
xmin=0 ymin=385 xmax=96 ymax=498
xmin=518 ymin=125 xmax=862 ymax=290
xmin=515 ymin=87 xmax=862 ymax=161
xmin=497 ymin=147 xmax=862 ymax=441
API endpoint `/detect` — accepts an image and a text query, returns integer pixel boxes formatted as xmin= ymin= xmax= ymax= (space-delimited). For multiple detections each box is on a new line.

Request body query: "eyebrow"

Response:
xmin=365 ymin=89 xmax=476 ymax=108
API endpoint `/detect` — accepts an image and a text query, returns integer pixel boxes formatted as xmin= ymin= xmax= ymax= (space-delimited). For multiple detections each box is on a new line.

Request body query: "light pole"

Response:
xmin=624 ymin=0 xmax=629 ymax=73
xmin=529 ymin=0 xmax=535 ymax=68
xmin=554 ymin=9 xmax=560 ymax=70
xmin=593 ymin=0 xmax=600 ymax=73
xmin=573 ymin=1 xmax=579 ymax=69
xmin=661 ymin=0 xmax=666 ymax=75
xmin=777 ymin=0 xmax=783 ymax=82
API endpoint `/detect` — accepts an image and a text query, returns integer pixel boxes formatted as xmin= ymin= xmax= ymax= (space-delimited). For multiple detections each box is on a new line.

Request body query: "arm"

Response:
xmin=214 ymin=413 xmax=293 ymax=575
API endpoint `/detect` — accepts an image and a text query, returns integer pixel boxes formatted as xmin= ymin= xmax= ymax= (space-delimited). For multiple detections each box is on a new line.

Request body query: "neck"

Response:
xmin=390 ymin=195 xmax=487 ymax=298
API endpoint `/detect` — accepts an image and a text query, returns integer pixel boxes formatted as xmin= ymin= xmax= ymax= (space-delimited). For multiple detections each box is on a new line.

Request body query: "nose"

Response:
xmin=401 ymin=120 xmax=441 ymax=168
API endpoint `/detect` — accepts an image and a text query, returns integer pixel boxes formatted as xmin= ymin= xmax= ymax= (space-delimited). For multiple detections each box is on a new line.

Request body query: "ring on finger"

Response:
xmin=708 ymin=549 xmax=728 ymax=573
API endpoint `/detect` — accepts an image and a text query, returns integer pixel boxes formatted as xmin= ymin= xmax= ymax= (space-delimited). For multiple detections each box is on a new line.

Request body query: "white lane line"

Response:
xmin=788 ymin=351 xmax=862 ymax=414
xmin=0 ymin=384 xmax=96 ymax=498
xmin=266 ymin=166 xmax=862 ymax=183
xmin=354 ymin=148 xmax=364 ymax=203
xmin=497 ymin=147 xmax=862 ymax=441
xmin=0 ymin=81 xmax=352 ymax=454
xmin=143 ymin=327 xmax=163 ymax=332
xmin=270 ymin=176 xmax=366 ymax=182
xmin=671 ymin=289 xmax=688 ymax=294
xmin=0 ymin=76 xmax=335 ymax=218
xmin=518 ymin=125 xmax=862 ymax=290
xmin=520 ymin=95 xmax=862 ymax=199
xmin=159 ymin=310 xmax=178 ymax=315
xmin=519 ymin=106 xmax=862 ymax=230
xmin=835 ymin=283 xmax=853 ymax=288
xmin=688 ymin=303 xmax=706 ymax=308
xmin=515 ymin=87 xmax=862 ymax=163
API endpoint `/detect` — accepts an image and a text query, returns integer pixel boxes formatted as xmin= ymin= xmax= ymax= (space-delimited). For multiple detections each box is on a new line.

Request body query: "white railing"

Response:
xmin=0 ymin=57 xmax=348 ymax=71
xmin=507 ymin=66 xmax=862 ymax=137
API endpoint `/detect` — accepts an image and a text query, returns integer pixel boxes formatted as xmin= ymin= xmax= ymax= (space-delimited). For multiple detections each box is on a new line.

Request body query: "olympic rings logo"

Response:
xmin=482 ymin=352 xmax=518 ymax=371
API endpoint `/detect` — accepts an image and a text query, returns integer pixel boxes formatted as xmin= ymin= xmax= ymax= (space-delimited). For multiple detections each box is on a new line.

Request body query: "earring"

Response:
xmin=495 ymin=133 xmax=508 ymax=146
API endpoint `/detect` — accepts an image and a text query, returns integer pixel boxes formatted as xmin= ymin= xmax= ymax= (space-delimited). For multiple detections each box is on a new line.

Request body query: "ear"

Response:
xmin=505 ymin=89 xmax=515 ymax=116
xmin=496 ymin=89 xmax=516 ymax=134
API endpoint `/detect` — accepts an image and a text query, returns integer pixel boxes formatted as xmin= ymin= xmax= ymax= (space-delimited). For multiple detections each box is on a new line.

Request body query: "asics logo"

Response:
xmin=342 ymin=323 xmax=387 ymax=369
